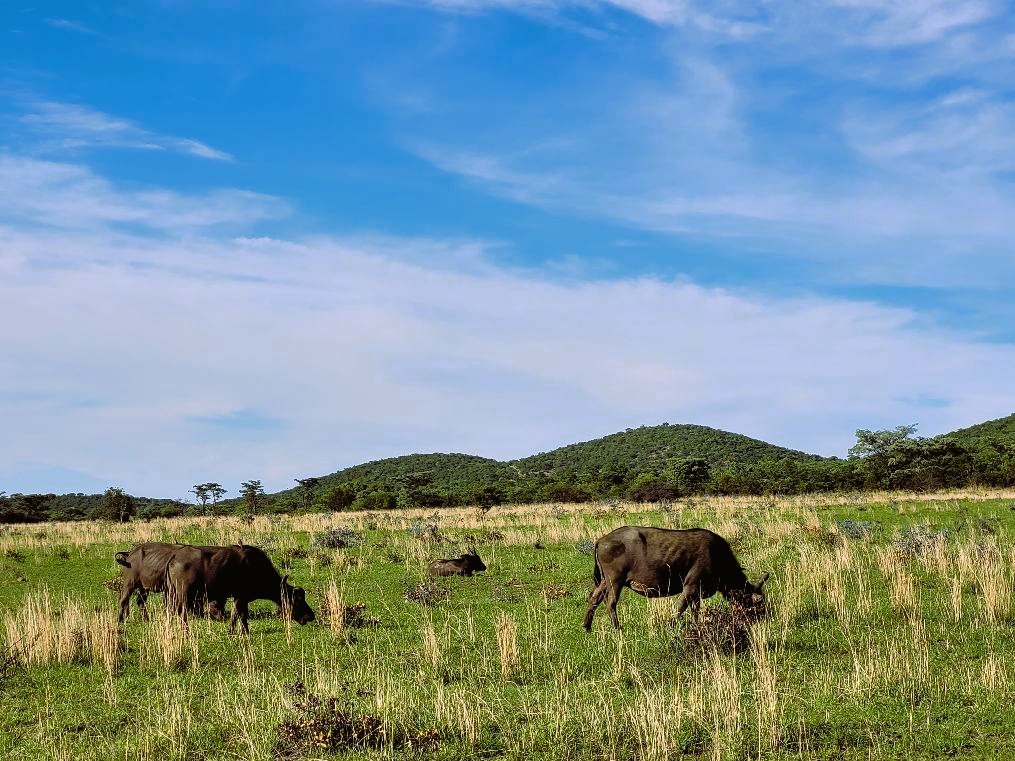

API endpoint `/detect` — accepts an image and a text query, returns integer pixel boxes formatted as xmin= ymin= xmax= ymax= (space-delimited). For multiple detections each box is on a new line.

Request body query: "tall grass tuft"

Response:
xmin=2 ymin=589 xmax=120 ymax=672
xmin=496 ymin=611 xmax=520 ymax=680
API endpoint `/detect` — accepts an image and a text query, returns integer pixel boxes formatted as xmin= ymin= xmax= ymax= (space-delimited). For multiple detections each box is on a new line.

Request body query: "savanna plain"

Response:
xmin=2 ymin=490 xmax=1014 ymax=760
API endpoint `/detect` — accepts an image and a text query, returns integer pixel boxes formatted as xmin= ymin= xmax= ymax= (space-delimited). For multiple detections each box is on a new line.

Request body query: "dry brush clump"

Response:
xmin=2 ymin=590 xmax=120 ymax=672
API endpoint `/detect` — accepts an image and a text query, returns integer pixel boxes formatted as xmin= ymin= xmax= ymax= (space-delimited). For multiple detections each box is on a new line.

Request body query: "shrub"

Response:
xmin=895 ymin=524 xmax=949 ymax=558
xmin=403 ymin=581 xmax=451 ymax=606
xmin=836 ymin=519 xmax=879 ymax=540
xmin=673 ymin=606 xmax=755 ymax=656
xmin=275 ymin=682 xmax=386 ymax=758
xmin=351 ymin=492 xmax=397 ymax=511
xmin=406 ymin=513 xmax=442 ymax=542
xmin=312 ymin=528 xmax=365 ymax=550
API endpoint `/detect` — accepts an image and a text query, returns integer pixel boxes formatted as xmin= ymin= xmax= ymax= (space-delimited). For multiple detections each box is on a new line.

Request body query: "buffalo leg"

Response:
xmin=606 ymin=578 xmax=624 ymax=629
xmin=675 ymin=569 xmax=703 ymax=622
xmin=136 ymin=589 xmax=151 ymax=621
xmin=583 ymin=579 xmax=609 ymax=631
xmin=230 ymin=599 xmax=250 ymax=635
xmin=118 ymin=583 xmax=136 ymax=623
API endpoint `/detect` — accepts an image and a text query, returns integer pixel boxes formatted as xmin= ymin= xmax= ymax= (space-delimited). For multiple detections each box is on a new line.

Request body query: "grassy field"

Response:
xmin=2 ymin=489 xmax=1014 ymax=760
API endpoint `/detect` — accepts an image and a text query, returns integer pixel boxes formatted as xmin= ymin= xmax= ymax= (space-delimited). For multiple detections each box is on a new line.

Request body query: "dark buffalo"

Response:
xmin=115 ymin=542 xmax=227 ymax=622
xmin=115 ymin=542 xmax=190 ymax=622
xmin=583 ymin=526 xmax=769 ymax=631
xmin=428 ymin=548 xmax=487 ymax=577
xmin=167 ymin=544 xmax=315 ymax=633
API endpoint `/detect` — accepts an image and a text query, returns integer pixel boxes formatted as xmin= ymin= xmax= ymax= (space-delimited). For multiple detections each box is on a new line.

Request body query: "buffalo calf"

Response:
xmin=428 ymin=548 xmax=487 ymax=577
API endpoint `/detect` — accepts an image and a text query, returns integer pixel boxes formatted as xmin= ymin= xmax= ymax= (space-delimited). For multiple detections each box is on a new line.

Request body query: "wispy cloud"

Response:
xmin=0 ymin=154 xmax=287 ymax=233
xmin=18 ymin=101 xmax=233 ymax=161
xmin=394 ymin=1 xmax=1015 ymax=289
xmin=44 ymin=18 xmax=100 ymax=36
xmin=412 ymin=0 xmax=1002 ymax=47
xmin=1 ymin=152 xmax=1013 ymax=496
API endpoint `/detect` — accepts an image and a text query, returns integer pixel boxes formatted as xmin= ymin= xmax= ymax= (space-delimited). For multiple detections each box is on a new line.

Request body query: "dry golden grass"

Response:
xmin=3 ymin=488 xmax=1015 ymax=760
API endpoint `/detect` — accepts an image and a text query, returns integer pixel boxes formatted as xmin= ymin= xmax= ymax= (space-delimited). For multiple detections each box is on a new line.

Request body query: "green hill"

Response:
xmin=939 ymin=413 xmax=1015 ymax=449
xmin=269 ymin=423 xmax=827 ymax=510
xmin=5 ymin=414 xmax=1014 ymax=522
xmin=513 ymin=423 xmax=821 ymax=478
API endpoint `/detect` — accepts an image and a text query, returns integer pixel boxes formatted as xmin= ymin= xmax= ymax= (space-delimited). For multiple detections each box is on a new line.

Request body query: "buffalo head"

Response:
xmin=281 ymin=575 xmax=317 ymax=625
xmin=462 ymin=547 xmax=487 ymax=574
xmin=728 ymin=573 xmax=769 ymax=618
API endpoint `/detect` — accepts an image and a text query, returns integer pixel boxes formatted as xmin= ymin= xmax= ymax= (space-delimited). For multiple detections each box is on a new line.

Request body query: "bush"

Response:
xmin=836 ymin=519 xmax=879 ymax=540
xmin=312 ymin=528 xmax=365 ymax=550
xmin=351 ymin=492 xmax=397 ymax=511
xmin=895 ymin=524 xmax=949 ymax=557
xmin=406 ymin=513 xmax=442 ymax=542
xmin=627 ymin=473 xmax=679 ymax=502
xmin=403 ymin=580 xmax=451 ymax=606
xmin=321 ymin=485 xmax=357 ymax=511
xmin=275 ymin=682 xmax=386 ymax=758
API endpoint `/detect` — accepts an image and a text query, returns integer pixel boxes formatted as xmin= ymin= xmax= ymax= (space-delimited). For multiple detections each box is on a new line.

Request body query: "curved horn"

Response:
xmin=282 ymin=574 xmax=290 ymax=585
xmin=756 ymin=572 xmax=770 ymax=590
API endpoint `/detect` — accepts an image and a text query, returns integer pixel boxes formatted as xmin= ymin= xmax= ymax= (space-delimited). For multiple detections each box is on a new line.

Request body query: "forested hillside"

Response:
xmin=941 ymin=413 xmax=1015 ymax=449
xmin=2 ymin=416 xmax=1014 ymax=522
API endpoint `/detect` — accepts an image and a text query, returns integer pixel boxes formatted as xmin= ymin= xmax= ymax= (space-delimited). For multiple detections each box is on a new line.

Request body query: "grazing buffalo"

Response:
xmin=115 ymin=542 xmax=190 ymax=622
xmin=115 ymin=542 xmax=227 ymax=622
xmin=428 ymin=548 xmax=487 ymax=577
xmin=583 ymin=526 xmax=769 ymax=631
xmin=167 ymin=544 xmax=315 ymax=633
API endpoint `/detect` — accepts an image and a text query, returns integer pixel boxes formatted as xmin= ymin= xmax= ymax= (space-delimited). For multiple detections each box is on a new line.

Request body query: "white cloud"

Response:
xmin=410 ymin=0 xmax=1002 ymax=48
xmin=0 ymin=154 xmax=287 ymax=232
xmin=828 ymin=0 xmax=997 ymax=47
xmin=1 ymin=157 xmax=1013 ymax=496
xmin=18 ymin=101 xmax=233 ymax=161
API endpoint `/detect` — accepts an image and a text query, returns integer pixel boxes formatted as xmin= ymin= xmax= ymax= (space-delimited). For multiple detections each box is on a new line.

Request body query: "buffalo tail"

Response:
xmin=114 ymin=551 xmax=130 ymax=567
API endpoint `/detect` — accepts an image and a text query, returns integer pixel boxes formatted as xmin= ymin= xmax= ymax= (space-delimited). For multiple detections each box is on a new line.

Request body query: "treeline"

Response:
xmin=0 ymin=488 xmax=189 ymax=524
xmin=291 ymin=427 xmax=1013 ymax=511
xmin=3 ymin=418 xmax=1013 ymax=523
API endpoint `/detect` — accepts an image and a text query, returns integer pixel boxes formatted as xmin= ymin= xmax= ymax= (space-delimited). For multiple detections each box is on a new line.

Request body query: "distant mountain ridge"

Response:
xmin=3 ymin=414 xmax=1013 ymax=522
xmin=270 ymin=422 xmax=827 ymax=508
xmin=512 ymin=423 xmax=822 ymax=477
xmin=938 ymin=413 xmax=1015 ymax=448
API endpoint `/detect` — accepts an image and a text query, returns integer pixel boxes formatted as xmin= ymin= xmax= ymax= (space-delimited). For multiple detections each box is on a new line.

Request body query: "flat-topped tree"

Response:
xmin=239 ymin=480 xmax=264 ymax=518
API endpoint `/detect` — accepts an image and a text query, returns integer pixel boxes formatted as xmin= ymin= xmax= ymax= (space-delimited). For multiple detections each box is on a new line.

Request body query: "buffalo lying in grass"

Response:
xmin=428 ymin=548 xmax=487 ymax=577
xmin=583 ymin=526 xmax=768 ymax=631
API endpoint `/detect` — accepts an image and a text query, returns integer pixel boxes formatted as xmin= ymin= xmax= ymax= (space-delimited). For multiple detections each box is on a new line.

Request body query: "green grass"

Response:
xmin=1 ymin=491 xmax=1014 ymax=759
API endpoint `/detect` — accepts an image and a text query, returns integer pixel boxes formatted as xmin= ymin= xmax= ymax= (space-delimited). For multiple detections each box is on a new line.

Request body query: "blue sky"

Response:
xmin=2 ymin=1 xmax=1014 ymax=499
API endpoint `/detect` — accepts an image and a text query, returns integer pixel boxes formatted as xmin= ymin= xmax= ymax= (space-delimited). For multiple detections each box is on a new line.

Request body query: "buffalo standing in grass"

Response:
xmin=115 ymin=542 xmax=188 ymax=622
xmin=583 ymin=526 xmax=769 ymax=631
xmin=115 ymin=542 xmax=227 ymax=622
xmin=428 ymin=548 xmax=487 ymax=577
xmin=167 ymin=544 xmax=315 ymax=633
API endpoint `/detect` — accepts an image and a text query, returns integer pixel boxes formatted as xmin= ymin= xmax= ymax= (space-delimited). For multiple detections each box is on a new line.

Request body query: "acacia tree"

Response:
xmin=206 ymin=483 xmax=227 ymax=505
xmin=848 ymin=424 xmax=920 ymax=489
xmin=295 ymin=477 xmax=320 ymax=512
xmin=240 ymin=480 xmax=265 ymax=517
xmin=99 ymin=487 xmax=135 ymax=522
xmin=191 ymin=484 xmax=210 ymax=512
